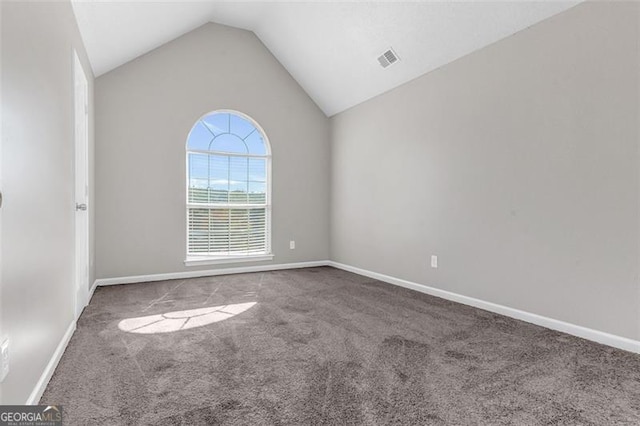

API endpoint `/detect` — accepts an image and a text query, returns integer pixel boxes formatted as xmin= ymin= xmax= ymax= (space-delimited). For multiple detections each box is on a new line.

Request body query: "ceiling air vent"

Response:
xmin=378 ymin=48 xmax=399 ymax=68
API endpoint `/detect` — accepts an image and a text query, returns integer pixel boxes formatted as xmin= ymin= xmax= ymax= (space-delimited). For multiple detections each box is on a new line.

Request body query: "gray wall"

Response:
xmin=0 ymin=0 xmax=95 ymax=404
xmin=95 ymin=23 xmax=330 ymax=279
xmin=331 ymin=2 xmax=640 ymax=340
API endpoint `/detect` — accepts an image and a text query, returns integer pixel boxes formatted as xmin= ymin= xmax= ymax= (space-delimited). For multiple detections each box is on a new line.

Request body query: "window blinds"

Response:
xmin=187 ymin=153 xmax=268 ymax=256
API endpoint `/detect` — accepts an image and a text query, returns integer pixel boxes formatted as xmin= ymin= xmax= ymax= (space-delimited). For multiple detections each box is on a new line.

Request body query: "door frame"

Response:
xmin=73 ymin=49 xmax=89 ymax=319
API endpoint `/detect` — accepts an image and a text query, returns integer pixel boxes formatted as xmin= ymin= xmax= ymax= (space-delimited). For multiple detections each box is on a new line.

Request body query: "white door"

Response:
xmin=74 ymin=50 xmax=89 ymax=319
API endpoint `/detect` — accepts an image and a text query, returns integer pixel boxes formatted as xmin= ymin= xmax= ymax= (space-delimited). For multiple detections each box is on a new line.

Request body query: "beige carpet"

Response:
xmin=42 ymin=267 xmax=640 ymax=424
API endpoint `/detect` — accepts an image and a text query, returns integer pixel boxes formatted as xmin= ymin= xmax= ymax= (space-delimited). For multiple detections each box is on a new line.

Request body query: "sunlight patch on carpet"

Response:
xmin=118 ymin=302 xmax=257 ymax=334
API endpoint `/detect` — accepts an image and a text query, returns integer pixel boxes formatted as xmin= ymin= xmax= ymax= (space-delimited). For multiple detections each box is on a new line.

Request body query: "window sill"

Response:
xmin=184 ymin=254 xmax=274 ymax=267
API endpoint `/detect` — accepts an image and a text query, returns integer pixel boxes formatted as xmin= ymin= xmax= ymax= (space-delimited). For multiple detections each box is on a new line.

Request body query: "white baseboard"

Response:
xmin=26 ymin=321 xmax=76 ymax=405
xmin=328 ymin=261 xmax=640 ymax=354
xmin=88 ymin=279 xmax=98 ymax=302
xmin=94 ymin=260 xmax=330 ymax=287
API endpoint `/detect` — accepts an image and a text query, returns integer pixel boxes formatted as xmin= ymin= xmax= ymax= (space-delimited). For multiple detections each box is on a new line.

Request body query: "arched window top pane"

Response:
xmin=210 ymin=133 xmax=247 ymax=154
xmin=187 ymin=111 xmax=268 ymax=155
xmin=230 ymin=114 xmax=256 ymax=140
xmin=201 ymin=113 xmax=228 ymax=135
xmin=245 ymin=131 xmax=267 ymax=155
xmin=187 ymin=121 xmax=214 ymax=151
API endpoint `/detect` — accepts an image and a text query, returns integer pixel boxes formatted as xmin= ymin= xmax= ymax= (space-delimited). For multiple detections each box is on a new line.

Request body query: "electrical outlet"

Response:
xmin=289 ymin=240 xmax=296 ymax=250
xmin=431 ymin=255 xmax=438 ymax=268
xmin=0 ymin=339 xmax=9 ymax=382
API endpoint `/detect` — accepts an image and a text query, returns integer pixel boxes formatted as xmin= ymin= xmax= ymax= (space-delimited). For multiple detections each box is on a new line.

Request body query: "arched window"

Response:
xmin=186 ymin=111 xmax=272 ymax=264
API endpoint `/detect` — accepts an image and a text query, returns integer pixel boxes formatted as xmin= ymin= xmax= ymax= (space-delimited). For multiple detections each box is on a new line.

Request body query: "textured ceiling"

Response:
xmin=71 ymin=1 xmax=581 ymax=116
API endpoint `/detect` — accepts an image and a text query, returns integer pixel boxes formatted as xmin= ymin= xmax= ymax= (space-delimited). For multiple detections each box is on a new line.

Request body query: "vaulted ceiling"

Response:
xmin=71 ymin=1 xmax=580 ymax=116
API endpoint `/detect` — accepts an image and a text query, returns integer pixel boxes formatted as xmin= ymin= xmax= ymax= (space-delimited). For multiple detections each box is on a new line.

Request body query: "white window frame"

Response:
xmin=184 ymin=109 xmax=273 ymax=266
